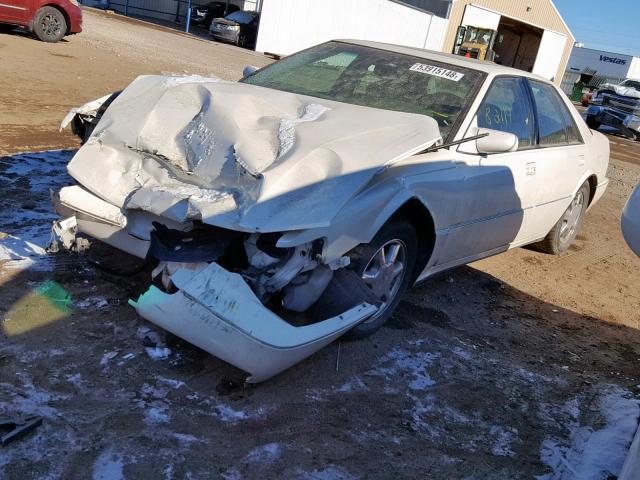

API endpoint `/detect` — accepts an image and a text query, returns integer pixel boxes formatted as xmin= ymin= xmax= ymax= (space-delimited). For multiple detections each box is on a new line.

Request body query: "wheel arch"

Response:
xmin=586 ymin=174 xmax=598 ymax=206
xmin=388 ymin=198 xmax=436 ymax=282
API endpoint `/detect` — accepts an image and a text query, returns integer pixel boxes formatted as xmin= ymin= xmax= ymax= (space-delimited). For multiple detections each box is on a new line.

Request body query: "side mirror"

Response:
xmin=242 ymin=65 xmax=259 ymax=78
xmin=476 ymin=128 xmax=519 ymax=154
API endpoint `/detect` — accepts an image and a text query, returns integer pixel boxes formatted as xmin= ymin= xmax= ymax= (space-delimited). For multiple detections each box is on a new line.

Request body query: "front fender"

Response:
xmin=278 ymin=176 xmax=422 ymax=263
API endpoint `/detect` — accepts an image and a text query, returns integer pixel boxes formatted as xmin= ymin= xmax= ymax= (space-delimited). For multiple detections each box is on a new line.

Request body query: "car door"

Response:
xmin=0 ymin=0 xmax=28 ymax=23
xmin=453 ymin=76 xmax=541 ymax=253
xmin=525 ymin=79 xmax=588 ymax=237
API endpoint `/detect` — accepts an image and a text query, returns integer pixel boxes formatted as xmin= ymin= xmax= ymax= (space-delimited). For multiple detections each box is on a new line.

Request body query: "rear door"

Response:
xmin=0 ymin=0 xmax=29 ymax=24
xmin=525 ymin=79 xmax=587 ymax=236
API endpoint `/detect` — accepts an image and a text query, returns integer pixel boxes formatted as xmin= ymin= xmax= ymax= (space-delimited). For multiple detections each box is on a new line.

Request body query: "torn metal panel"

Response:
xmin=63 ymin=75 xmax=442 ymax=233
xmin=130 ymin=262 xmax=377 ymax=382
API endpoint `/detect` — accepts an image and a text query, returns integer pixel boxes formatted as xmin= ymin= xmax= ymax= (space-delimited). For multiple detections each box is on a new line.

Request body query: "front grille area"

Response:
xmin=602 ymin=94 xmax=640 ymax=116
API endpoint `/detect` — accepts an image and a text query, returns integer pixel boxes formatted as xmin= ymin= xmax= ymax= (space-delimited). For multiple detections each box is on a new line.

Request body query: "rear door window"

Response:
xmin=529 ymin=80 xmax=583 ymax=146
xmin=477 ymin=77 xmax=535 ymax=149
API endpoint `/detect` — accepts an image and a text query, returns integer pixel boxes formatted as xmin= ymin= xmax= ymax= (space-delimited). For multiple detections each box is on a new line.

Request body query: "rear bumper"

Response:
xmin=209 ymin=29 xmax=238 ymax=43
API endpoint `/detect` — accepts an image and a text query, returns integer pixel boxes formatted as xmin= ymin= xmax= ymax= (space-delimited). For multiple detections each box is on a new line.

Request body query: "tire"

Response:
xmin=586 ymin=116 xmax=601 ymax=130
xmin=237 ymin=33 xmax=247 ymax=48
xmin=537 ymin=181 xmax=590 ymax=255
xmin=343 ymin=217 xmax=418 ymax=340
xmin=33 ymin=6 xmax=67 ymax=43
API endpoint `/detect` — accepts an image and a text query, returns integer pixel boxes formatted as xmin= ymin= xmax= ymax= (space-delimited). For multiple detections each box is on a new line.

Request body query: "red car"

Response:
xmin=0 ymin=0 xmax=82 ymax=42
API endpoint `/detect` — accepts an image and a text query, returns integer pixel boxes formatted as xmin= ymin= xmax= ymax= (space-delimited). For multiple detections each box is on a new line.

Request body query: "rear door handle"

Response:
xmin=525 ymin=162 xmax=536 ymax=175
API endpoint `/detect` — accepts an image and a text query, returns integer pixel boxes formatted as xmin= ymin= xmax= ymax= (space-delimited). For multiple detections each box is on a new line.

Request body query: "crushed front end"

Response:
xmin=50 ymin=74 xmax=441 ymax=381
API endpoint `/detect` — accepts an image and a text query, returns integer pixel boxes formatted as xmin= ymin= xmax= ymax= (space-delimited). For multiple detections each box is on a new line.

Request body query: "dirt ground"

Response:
xmin=1 ymin=9 xmax=640 ymax=480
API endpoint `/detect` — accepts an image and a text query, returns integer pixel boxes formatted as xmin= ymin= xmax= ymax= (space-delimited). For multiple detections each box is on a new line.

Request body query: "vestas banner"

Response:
xmin=568 ymin=47 xmax=633 ymax=78
xmin=600 ymin=55 xmax=628 ymax=65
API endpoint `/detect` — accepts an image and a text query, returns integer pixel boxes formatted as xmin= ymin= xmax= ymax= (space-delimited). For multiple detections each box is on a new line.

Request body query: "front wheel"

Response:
xmin=33 ymin=6 xmax=67 ymax=42
xmin=344 ymin=217 xmax=418 ymax=340
xmin=537 ymin=182 xmax=590 ymax=255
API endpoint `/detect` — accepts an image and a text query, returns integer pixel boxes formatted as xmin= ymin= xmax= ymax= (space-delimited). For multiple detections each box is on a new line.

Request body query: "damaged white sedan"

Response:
xmin=52 ymin=40 xmax=610 ymax=382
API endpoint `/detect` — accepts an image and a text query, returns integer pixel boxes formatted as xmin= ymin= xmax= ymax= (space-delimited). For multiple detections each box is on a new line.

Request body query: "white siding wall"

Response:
xmin=425 ymin=14 xmax=449 ymax=51
xmin=255 ymin=0 xmax=447 ymax=56
xmin=626 ymin=57 xmax=640 ymax=80
xmin=460 ymin=4 xmax=500 ymax=30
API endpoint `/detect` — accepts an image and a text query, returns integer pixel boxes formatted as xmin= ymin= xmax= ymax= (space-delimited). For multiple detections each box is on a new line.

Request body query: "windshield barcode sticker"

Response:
xmin=409 ymin=63 xmax=465 ymax=82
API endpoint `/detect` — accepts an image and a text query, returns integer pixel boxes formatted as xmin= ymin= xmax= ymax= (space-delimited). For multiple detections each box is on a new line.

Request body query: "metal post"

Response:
xmin=175 ymin=0 xmax=180 ymax=22
xmin=124 ymin=0 xmax=129 ymax=16
xmin=185 ymin=0 xmax=192 ymax=33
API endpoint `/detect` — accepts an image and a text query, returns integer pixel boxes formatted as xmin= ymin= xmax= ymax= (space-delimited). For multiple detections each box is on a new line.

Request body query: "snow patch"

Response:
xmin=145 ymin=404 xmax=171 ymax=425
xmin=0 ymin=150 xmax=74 ymax=270
xmin=145 ymin=346 xmax=172 ymax=360
xmin=76 ymin=296 xmax=110 ymax=309
xmin=92 ymin=448 xmax=125 ymax=480
xmin=537 ymin=386 xmax=640 ymax=480
xmin=297 ymin=465 xmax=359 ymax=480
xmin=368 ymin=348 xmax=440 ymax=391
xmin=243 ymin=442 xmax=282 ymax=465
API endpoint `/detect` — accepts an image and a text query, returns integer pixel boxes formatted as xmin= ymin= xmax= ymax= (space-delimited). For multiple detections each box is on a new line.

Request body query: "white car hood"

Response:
xmin=67 ymin=75 xmax=442 ymax=232
xmin=600 ymin=82 xmax=640 ymax=99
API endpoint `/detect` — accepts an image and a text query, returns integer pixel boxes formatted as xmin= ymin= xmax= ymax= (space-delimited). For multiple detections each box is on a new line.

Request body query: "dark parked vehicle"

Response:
xmin=189 ymin=1 xmax=238 ymax=28
xmin=209 ymin=10 xmax=258 ymax=48
xmin=0 ymin=0 xmax=82 ymax=42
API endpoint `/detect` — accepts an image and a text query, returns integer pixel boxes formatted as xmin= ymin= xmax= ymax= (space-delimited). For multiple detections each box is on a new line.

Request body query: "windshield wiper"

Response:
xmin=415 ymin=132 xmax=489 ymax=155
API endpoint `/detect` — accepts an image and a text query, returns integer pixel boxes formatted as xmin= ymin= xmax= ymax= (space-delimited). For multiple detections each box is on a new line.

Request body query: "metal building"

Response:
xmin=563 ymin=46 xmax=640 ymax=92
xmin=254 ymin=0 xmax=574 ymax=84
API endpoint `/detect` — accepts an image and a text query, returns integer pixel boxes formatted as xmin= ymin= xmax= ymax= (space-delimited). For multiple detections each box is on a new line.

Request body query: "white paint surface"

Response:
xmin=255 ymin=0 xmax=447 ymax=56
xmin=532 ymin=29 xmax=567 ymax=81
xmin=460 ymin=4 xmax=500 ymax=31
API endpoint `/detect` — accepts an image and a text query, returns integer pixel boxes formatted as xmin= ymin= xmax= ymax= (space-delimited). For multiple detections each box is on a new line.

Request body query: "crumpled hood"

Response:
xmin=67 ymin=75 xmax=442 ymax=232
xmin=599 ymin=82 xmax=640 ymax=100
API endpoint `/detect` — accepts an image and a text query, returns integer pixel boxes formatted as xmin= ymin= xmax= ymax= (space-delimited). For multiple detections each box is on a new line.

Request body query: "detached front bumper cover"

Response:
xmin=129 ymin=262 xmax=377 ymax=383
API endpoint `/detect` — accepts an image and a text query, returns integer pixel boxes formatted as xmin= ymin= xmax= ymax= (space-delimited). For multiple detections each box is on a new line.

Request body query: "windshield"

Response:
xmin=621 ymin=79 xmax=640 ymax=92
xmin=463 ymin=28 xmax=493 ymax=46
xmin=226 ymin=11 xmax=256 ymax=24
xmin=241 ymin=41 xmax=485 ymax=139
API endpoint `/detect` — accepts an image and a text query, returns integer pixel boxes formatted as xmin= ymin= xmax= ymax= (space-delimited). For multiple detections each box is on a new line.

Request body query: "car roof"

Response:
xmin=337 ymin=39 xmax=553 ymax=84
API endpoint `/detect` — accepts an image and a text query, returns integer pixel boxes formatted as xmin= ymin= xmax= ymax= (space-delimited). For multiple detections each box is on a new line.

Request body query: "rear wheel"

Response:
xmin=343 ymin=217 xmax=417 ymax=340
xmin=537 ymin=181 xmax=590 ymax=255
xmin=586 ymin=116 xmax=601 ymax=130
xmin=33 ymin=6 xmax=67 ymax=43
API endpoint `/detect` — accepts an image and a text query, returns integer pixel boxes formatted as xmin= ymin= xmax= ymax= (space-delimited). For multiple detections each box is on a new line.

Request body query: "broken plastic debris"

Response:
xmin=0 ymin=416 xmax=43 ymax=446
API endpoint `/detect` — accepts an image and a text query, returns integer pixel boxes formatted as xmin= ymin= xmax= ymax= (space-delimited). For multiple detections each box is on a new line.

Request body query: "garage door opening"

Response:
xmin=493 ymin=17 xmax=542 ymax=73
